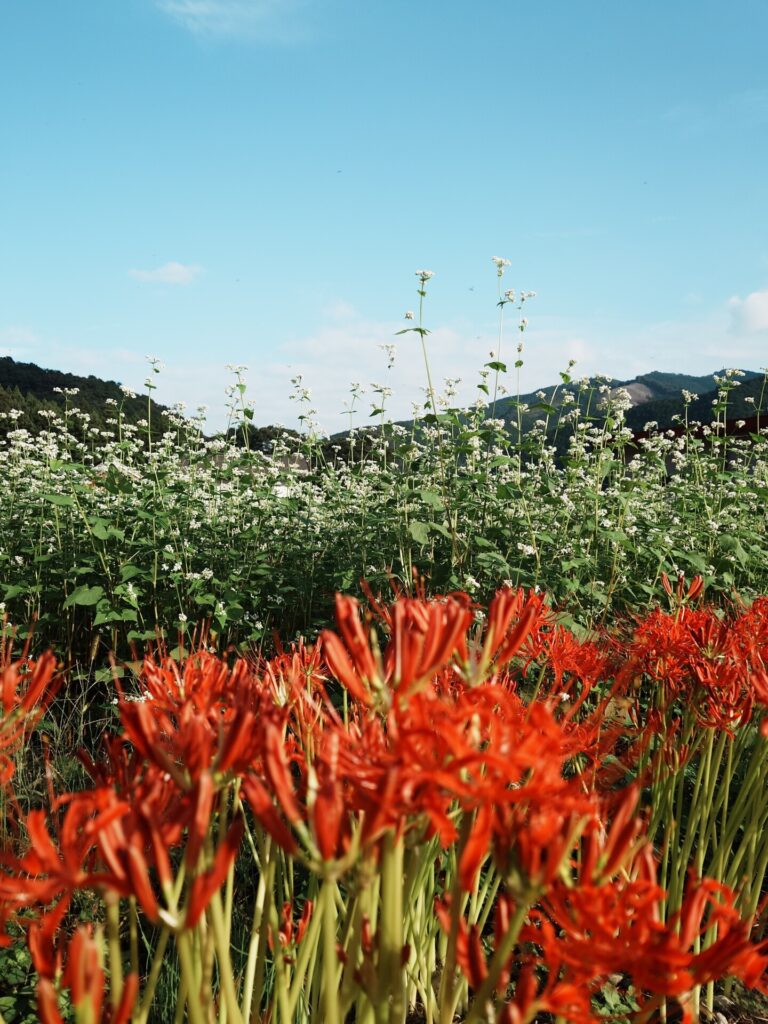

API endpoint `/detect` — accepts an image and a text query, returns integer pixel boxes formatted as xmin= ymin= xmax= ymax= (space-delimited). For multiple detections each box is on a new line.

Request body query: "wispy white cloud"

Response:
xmin=129 ymin=262 xmax=203 ymax=285
xmin=154 ymin=0 xmax=309 ymax=42
xmin=729 ymin=286 xmax=768 ymax=334
xmin=4 ymin=289 xmax=765 ymax=437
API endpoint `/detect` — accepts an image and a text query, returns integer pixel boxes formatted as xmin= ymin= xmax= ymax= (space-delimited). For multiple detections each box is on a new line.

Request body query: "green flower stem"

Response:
xmin=176 ymin=930 xmax=207 ymax=1024
xmin=105 ymin=893 xmax=124 ymax=1012
xmin=134 ymin=924 xmax=171 ymax=1024
xmin=463 ymin=895 xmax=533 ymax=1024
xmin=244 ymin=840 xmax=276 ymax=1021
xmin=437 ymin=815 xmax=472 ymax=1024
xmin=320 ymin=877 xmax=342 ymax=1024
xmin=209 ymin=889 xmax=245 ymax=1024
xmin=378 ymin=830 xmax=406 ymax=1024
xmin=287 ymin=885 xmax=324 ymax=1018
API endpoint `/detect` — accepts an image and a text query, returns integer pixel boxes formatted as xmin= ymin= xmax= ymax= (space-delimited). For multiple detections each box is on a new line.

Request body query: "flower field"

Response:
xmin=2 ymin=583 xmax=768 ymax=1022
xmin=1 ymin=272 xmax=768 ymax=1022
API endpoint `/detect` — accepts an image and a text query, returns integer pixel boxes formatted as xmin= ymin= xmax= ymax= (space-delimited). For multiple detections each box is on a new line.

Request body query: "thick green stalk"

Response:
xmin=320 ymin=878 xmax=342 ymax=1024
xmin=105 ymin=894 xmax=124 ymax=1012
xmin=176 ymin=930 xmax=207 ymax=1024
xmin=209 ymin=890 xmax=245 ymax=1024
xmin=380 ymin=831 xmax=406 ymax=1024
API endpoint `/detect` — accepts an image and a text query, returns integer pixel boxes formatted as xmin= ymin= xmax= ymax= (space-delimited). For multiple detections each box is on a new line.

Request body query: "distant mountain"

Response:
xmin=0 ymin=356 xmax=169 ymax=439
xmin=492 ymin=368 xmax=764 ymax=436
xmin=1 ymin=356 xmax=763 ymax=450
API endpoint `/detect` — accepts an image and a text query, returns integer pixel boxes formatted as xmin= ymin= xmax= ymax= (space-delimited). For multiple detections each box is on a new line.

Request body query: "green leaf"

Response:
xmin=64 ymin=585 xmax=105 ymax=608
xmin=43 ymin=493 xmax=75 ymax=507
xmin=419 ymin=489 xmax=443 ymax=510
xmin=408 ymin=521 xmax=430 ymax=545
xmin=120 ymin=565 xmax=144 ymax=581
xmin=429 ymin=522 xmax=453 ymax=540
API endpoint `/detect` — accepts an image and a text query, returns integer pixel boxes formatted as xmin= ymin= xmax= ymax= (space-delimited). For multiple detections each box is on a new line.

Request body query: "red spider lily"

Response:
xmin=0 ymin=794 xmax=127 ymax=917
xmin=34 ymin=925 xmax=137 ymax=1024
xmin=535 ymin=627 xmax=610 ymax=710
xmin=0 ymin=652 xmax=59 ymax=785
xmin=480 ymin=587 xmax=548 ymax=672
xmin=185 ymin=816 xmax=244 ymax=927
xmin=496 ymin=967 xmax=595 ymax=1024
xmin=540 ymin=846 xmax=768 ymax=1008
xmin=321 ymin=592 xmax=475 ymax=707
xmin=243 ymin=720 xmax=369 ymax=863
xmin=661 ymin=571 xmax=704 ymax=606
xmin=320 ymin=595 xmax=380 ymax=706
xmin=617 ymin=605 xmax=759 ymax=729
xmin=268 ymin=899 xmax=314 ymax=959
xmin=1 ymin=734 xmax=238 ymax=932
xmin=384 ymin=595 xmax=473 ymax=696
xmin=118 ymin=682 xmax=267 ymax=787
xmin=435 ymin=892 xmax=597 ymax=1024
xmin=241 ymin=773 xmax=299 ymax=854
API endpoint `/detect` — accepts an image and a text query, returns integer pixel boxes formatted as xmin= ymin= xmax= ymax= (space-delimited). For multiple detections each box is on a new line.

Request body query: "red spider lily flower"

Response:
xmin=240 ymin=774 xmax=298 ymax=855
xmin=185 ymin=769 xmax=214 ymax=869
xmin=538 ymin=842 xmax=768 ymax=1008
xmin=384 ymin=596 xmax=473 ymax=697
xmin=535 ymin=627 xmax=609 ymax=711
xmin=481 ymin=588 xmax=547 ymax=671
xmin=504 ymin=807 xmax=593 ymax=891
xmin=320 ymin=630 xmax=375 ymax=706
xmin=0 ymin=652 xmax=59 ymax=785
xmin=320 ymin=595 xmax=380 ymax=705
xmin=616 ymin=604 xmax=761 ymax=729
xmin=0 ymin=795 xmax=126 ymax=915
xmin=497 ymin=965 xmax=595 ymax=1024
xmin=186 ymin=816 xmax=245 ymax=928
xmin=662 ymin=571 xmax=704 ymax=605
xmin=119 ymin=652 xmax=274 ymax=786
xmin=436 ymin=894 xmax=595 ymax=1023
xmin=27 ymin=898 xmax=70 ymax=979
xmin=579 ymin=786 xmax=644 ymax=883
xmin=458 ymin=803 xmax=493 ymax=891
xmin=308 ymin=730 xmax=346 ymax=861
xmin=269 ymin=899 xmax=314 ymax=957
xmin=263 ymin=722 xmax=303 ymax=826
xmin=321 ymin=593 xmax=474 ymax=707
xmin=35 ymin=926 xmax=137 ymax=1024
xmin=245 ymin=722 xmax=364 ymax=863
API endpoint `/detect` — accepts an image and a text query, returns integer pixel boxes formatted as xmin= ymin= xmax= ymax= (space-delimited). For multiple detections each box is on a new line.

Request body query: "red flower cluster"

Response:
xmin=0 ymin=584 xmax=766 ymax=1021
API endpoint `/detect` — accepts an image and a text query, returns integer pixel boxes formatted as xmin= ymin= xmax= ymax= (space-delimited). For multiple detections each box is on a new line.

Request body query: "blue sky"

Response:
xmin=1 ymin=0 xmax=767 ymax=432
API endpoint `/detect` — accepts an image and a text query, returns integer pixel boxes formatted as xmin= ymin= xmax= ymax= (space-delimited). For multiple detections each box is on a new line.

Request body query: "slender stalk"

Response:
xmin=320 ymin=878 xmax=342 ymax=1024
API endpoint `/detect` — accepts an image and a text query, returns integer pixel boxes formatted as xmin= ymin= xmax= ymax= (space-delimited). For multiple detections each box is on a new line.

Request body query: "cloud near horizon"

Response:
xmin=129 ymin=262 xmax=203 ymax=285
xmin=729 ymin=287 xmax=768 ymax=335
xmin=5 ymin=292 xmax=766 ymax=437
xmin=154 ymin=0 xmax=308 ymax=41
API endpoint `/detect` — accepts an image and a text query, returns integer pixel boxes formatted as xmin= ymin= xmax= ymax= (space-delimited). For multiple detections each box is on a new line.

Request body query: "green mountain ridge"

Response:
xmin=0 ymin=357 xmax=763 ymax=445
xmin=0 ymin=355 xmax=170 ymax=439
xmin=491 ymin=368 xmax=764 ymax=436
